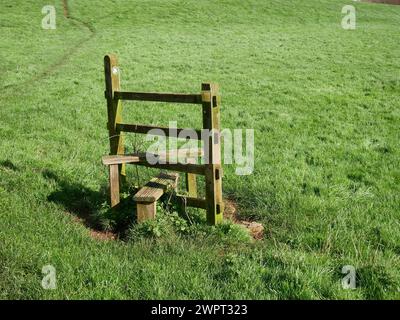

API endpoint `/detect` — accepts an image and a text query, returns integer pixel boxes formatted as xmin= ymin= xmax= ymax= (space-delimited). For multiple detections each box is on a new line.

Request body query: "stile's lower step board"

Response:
xmin=134 ymin=172 xmax=179 ymax=203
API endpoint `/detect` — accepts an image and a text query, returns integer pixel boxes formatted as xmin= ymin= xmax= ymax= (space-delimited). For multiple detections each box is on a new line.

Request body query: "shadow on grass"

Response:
xmin=357 ymin=265 xmax=397 ymax=299
xmin=42 ymin=169 xmax=136 ymax=239
xmin=0 ymin=160 xmax=19 ymax=171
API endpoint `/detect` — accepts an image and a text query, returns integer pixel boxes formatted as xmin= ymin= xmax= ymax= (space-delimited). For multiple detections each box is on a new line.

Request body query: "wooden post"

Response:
xmin=202 ymin=83 xmax=224 ymax=225
xmin=185 ymin=158 xmax=197 ymax=197
xmin=109 ymin=164 xmax=120 ymax=207
xmin=104 ymin=54 xmax=125 ymax=207
xmin=137 ymin=202 xmax=156 ymax=222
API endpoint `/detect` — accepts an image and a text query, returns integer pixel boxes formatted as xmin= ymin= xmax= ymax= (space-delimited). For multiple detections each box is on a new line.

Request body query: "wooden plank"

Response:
xmin=137 ymin=202 xmax=156 ymax=223
xmin=116 ymin=123 xmax=202 ymax=140
xmin=134 ymin=172 xmax=179 ymax=203
xmin=104 ymin=54 xmax=125 ymax=176
xmin=102 ymin=154 xmax=140 ymax=165
xmin=202 ymin=82 xmax=224 ymax=225
xmin=135 ymin=161 xmax=206 ymax=175
xmin=211 ymin=83 xmax=224 ymax=219
xmin=158 ymin=148 xmax=204 ymax=159
xmin=185 ymin=158 xmax=197 ymax=197
xmin=109 ymin=164 xmax=120 ymax=207
xmin=114 ymin=91 xmax=202 ymax=104
xmin=175 ymin=195 xmax=206 ymax=209
xmin=102 ymin=148 xmax=203 ymax=166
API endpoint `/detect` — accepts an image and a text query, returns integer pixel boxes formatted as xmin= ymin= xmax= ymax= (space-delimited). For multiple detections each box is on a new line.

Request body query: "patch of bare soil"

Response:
xmin=224 ymin=199 xmax=264 ymax=240
xmin=89 ymin=230 xmax=117 ymax=241
xmin=68 ymin=212 xmax=117 ymax=241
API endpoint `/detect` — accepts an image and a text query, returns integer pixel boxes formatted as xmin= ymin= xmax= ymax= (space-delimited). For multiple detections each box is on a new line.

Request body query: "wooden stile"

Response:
xmin=102 ymin=54 xmax=224 ymax=224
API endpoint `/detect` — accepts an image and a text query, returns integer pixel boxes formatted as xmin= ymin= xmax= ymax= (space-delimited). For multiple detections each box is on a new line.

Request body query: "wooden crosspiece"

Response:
xmin=103 ymin=53 xmax=224 ymax=225
xmin=134 ymin=172 xmax=179 ymax=222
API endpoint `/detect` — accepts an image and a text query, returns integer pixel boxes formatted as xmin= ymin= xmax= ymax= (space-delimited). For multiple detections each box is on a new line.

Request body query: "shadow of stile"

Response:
xmin=42 ymin=169 xmax=136 ymax=239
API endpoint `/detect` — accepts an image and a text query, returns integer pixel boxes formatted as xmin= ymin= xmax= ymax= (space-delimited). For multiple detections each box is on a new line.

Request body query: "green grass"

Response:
xmin=1 ymin=0 xmax=399 ymax=299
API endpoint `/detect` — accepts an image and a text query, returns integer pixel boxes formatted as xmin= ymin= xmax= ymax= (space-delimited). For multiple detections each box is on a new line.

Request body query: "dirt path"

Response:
xmin=2 ymin=0 xmax=95 ymax=91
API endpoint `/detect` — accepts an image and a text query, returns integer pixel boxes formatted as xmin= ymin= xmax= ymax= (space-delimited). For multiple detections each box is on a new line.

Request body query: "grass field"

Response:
xmin=1 ymin=0 xmax=399 ymax=299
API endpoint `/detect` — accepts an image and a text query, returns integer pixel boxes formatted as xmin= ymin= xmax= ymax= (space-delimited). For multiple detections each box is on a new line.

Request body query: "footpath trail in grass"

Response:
xmin=0 ymin=0 xmax=399 ymax=299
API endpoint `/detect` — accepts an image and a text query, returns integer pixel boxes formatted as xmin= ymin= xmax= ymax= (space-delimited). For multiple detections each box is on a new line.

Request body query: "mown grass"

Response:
xmin=0 ymin=0 xmax=399 ymax=299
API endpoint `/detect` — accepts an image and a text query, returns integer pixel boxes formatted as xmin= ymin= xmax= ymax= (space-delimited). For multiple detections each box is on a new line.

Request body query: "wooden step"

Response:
xmin=102 ymin=154 xmax=140 ymax=165
xmin=134 ymin=172 xmax=179 ymax=203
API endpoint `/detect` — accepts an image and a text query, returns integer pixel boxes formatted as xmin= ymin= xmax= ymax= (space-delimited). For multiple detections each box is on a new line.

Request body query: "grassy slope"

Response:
xmin=0 ymin=0 xmax=399 ymax=299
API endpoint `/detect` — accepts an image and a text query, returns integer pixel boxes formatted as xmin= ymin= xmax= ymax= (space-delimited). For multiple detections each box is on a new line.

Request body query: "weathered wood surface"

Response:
xmin=175 ymin=195 xmax=207 ymax=209
xmin=102 ymin=154 xmax=140 ymax=165
xmin=104 ymin=54 xmax=125 ymax=176
xmin=185 ymin=158 xmax=197 ymax=197
xmin=102 ymin=148 xmax=203 ymax=165
xmin=116 ymin=123 xmax=202 ymax=140
xmin=109 ymin=164 xmax=120 ymax=207
xmin=134 ymin=161 xmax=206 ymax=175
xmin=114 ymin=91 xmax=202 ymax=104
xmin=134 ymin=172 xmax=179 ymax=203
xmin=137 ymin=202 xmax=156 ymax=222
xmin=202 ymin=82 xmax=224 ymax=224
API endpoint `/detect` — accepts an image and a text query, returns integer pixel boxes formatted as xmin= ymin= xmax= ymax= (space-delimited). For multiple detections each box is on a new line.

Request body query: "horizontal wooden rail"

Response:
xmin=135 ymin=161 xmax=206 ymax=175
xmin=102 ymin=154 xmax=140 ymax=165
xmin=114 ymin=91 xmax=202 ymax=104
xmin=116 ymin=123 xmax=203 ymax=139
xmin=103 ymin=154 xmax=205 ymax=174
xmin=102 ymin=148 xmax=203 ymax=166
xmin=175 ymin=196 xmax=207 ymax=209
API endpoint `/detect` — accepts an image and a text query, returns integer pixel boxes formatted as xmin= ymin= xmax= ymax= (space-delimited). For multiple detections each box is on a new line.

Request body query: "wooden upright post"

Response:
xmin=104 ymin=54 xmax=125 ymax=207
xmin=185 ymin=158 xmax=197 ymax=197
xmin=202 ymin=83 xmax=224 ymax=225
xmin=109 ymin=164 xmax=120 ymax=207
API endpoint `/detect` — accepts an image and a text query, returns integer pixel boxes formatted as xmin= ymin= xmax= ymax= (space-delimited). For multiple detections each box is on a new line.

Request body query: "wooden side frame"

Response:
xmin=202 ymin=83 xmax=224 ymax=224
xmin=104 ymin=54 xmax=125 ymax=207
